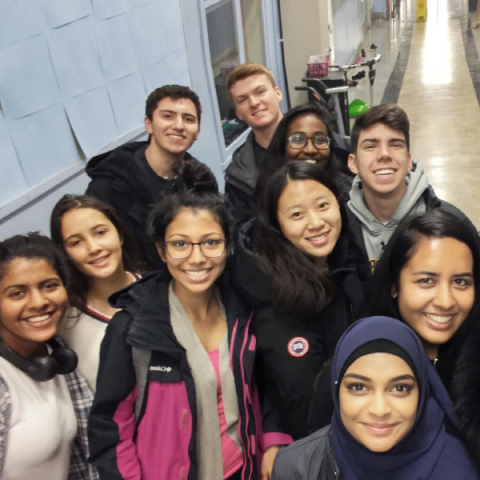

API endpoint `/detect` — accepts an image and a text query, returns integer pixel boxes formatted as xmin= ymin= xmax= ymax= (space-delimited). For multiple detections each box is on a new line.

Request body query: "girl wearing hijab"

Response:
xmin=272 ymin=316 xmax=479 ymax=480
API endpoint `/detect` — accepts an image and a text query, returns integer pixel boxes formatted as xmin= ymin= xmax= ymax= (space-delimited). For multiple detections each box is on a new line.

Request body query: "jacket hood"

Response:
xmin=348 ymin=161 xmax=429 ymax=232
xmin=232 ymin=219 xmax=273 ymax=306
xmin=86 ymin=141 xmax=149 ymax=179
xmin=225 ymin=131 xmax=259 ymax=191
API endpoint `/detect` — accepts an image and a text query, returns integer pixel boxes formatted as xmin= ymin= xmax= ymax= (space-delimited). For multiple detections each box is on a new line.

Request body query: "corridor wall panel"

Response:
xmin=0 ymin=0 xmax=191 ymax=209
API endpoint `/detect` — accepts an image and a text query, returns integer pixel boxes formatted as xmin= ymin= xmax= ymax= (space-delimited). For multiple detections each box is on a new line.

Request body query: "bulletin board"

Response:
xmin=0 ymin=0 xmax=191 ymax=208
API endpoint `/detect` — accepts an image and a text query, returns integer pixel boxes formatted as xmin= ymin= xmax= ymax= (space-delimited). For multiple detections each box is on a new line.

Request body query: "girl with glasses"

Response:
xmin=272 ymin=317 xmax=479 ymax=480
xmin=255 ymin=103 xmax=355 ymax=207
xmin=232 ymin=161 xmax=363 ymax=441
xmin=88 ymin=160 xmax=291 ymax=480
xmin=50 ymin=195 xmax=144 ymax=392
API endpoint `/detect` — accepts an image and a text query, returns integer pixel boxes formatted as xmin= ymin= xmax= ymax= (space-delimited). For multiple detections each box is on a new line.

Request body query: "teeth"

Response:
xmin=308 ymin=233 xmax=328 ymax=241
xmin=185 ymin=269 xmax=210 ymax=277
xmin=25 ymin=314 xmax=51 ymax=323
xmin=375 ymin=169 xmax=395 ymax=175
xmin=305 ymin=159 xmax=317 ymax=164
xmin=169 ymin=135 xmax=184 ymax=139
xmin=91 ymin=256 xmax=108 ymax=265
xmin=425 ymin=313 xmax=453 ymax=324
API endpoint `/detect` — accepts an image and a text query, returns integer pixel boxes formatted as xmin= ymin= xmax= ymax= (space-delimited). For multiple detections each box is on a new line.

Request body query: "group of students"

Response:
xmin=2 ymin=62 xmax=480 ymax=480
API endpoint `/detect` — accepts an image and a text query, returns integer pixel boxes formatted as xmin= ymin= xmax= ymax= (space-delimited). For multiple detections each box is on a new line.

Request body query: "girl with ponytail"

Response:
xmin=88 ymin=159 xmax=291 ymax=480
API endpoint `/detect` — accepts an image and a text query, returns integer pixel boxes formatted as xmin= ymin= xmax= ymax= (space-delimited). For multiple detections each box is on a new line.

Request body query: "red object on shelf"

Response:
xmin=307 ymin=56 xmax=330 ymax=77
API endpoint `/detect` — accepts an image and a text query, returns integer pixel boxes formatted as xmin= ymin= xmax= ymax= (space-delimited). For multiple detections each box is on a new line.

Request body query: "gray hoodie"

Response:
xmin=348 ymin=162 xmax=429 ymax=265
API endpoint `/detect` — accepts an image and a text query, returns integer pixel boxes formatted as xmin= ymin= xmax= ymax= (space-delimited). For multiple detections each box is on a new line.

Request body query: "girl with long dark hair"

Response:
xmin=88 ymin=160 xmax=290 ymax=480
xmin=50 ymin=195 xmax=144 ymax=391
xmin=309 ymin=209 xmax=480 ymax=432
xmin=233 ymin=161 xmax=363 ymax=440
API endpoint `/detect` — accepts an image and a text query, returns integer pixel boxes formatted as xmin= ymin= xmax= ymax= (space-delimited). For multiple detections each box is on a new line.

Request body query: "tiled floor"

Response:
xmin=347 ymin=0 xmax=480 ymax=227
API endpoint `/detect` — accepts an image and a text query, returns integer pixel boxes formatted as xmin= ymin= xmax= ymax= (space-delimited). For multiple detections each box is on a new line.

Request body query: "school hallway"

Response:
xmin=348 ymin=0 xmax=480 ymax=228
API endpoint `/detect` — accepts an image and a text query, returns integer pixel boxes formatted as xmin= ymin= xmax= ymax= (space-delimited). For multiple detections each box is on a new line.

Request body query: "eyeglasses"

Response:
xmin=164 ymin=239 xmax=227 ymax=259
xmin=287 ymin=132 xmax=330 ymax=150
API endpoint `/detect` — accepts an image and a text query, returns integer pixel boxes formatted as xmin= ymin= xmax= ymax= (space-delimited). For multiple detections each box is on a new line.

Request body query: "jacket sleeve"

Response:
xmin=308 ymin=360 xmax=334 ymax=434
xmin=224 ymin=180 xmax=254 ymax=235
xmin=88 ymin=314 xmax=141 ymax=480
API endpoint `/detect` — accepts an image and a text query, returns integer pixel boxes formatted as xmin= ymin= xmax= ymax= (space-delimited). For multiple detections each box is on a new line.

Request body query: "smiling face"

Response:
xmin=395 ymin=236 xmax=474 ymax=359
xmin=339 ymin=352 xmax=419 ymax=452
xmin=276 ymin=179 xmax=342 ymax=262
xmin=229 ymin=74 xmax=283 ymax=132
xmin=286 ymin=113 xmax=330 ymax=167
xmin=61 ymin=208 xmax=125 ymax=281
xmin=0 ymin=258 xmax=68 ymax=358
xmin=145 ymin=97 xmax=200 ymax=158
xmin=348 ymin=123 xmax=412 ymax=199
xmin=158 ymin=207 xmax=227 ymax=297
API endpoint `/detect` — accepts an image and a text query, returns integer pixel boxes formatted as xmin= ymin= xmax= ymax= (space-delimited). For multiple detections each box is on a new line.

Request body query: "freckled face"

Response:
xmin=339 ymin=352 xmax=419 ymax=452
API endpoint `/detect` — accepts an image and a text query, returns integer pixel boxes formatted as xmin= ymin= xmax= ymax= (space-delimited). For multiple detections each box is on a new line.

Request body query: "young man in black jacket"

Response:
xmin=225 ymin=64 xmax=283 ymax=229
xmin=85 ymin=85 xmax=202 ymax=270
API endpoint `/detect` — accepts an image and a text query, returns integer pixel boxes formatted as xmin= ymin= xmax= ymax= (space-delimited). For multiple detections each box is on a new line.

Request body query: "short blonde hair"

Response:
xmin=227 ymin=63 xmax=276 ymax=101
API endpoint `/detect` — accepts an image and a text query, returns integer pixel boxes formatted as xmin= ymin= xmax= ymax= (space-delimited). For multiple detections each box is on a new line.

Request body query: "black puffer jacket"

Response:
xmin=85 ymin=142 xmax=194 ymax=270
xmin=232 ymin=220 xmax=363 ymax=440
xmin=272 ymin=426 xmax=340 ymax=480
xmin=453 ymin=321 xmax=480 ymax=471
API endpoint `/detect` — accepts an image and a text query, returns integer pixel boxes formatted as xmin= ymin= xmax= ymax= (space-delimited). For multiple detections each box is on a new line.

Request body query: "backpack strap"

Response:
xmin=131 ymin=347 xmax=151 ymax=422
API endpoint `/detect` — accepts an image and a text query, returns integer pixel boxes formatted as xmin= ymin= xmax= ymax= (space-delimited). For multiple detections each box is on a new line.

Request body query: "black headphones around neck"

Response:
xmin=0 ymin=337 xmax=78 ymax=382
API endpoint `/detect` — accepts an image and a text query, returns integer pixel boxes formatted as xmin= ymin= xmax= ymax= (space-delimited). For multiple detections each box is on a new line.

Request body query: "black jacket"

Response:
xmin=348 ymin=183 xmax=479 ymax=278
xmin=232 ymin=220 xmax=363 ymax=440
xmin=453 ymin=321 xmax=480 ymax=471
xmin=272 ymin=426 xmax=340 ymax=480
xmin=224 ymin=131 xmax=354 ymax=233
xmin=224 ymin=131 xmax=259 ymax=231
xmin=85 ymin=141 xmax=194 ymax=270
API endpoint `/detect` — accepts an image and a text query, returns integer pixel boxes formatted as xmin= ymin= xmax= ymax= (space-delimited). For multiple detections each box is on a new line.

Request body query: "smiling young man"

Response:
xmin=86 ymin=85 xmax=202 ymax=270
xmin=346 ymin=104 xmax=477 ymax=274
xmin=225 ymin=63 xmax=284 ymax=229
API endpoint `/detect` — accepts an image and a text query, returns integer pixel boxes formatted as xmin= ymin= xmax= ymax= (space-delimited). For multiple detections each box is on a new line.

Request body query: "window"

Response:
xmin=205 ymin=0 xmax=266 ymax=148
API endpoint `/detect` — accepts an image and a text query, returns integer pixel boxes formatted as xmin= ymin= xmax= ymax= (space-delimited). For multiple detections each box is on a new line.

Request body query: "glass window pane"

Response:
xmin=206 ymin=0 xmax=247 ymax=147
xmin=240 ymin=0 xmax=266 ymax=65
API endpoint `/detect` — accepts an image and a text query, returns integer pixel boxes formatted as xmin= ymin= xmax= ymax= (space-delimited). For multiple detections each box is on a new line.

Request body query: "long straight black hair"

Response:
xmin=363 ymin=209 xmax=480 ymax=393
xmin=254 ymin=161 xmax=346 ymax=318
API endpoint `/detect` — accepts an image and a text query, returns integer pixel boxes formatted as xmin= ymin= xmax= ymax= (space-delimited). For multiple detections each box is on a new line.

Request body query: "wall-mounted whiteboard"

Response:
xmin=0 ymin=0 xmax=191 ymax=208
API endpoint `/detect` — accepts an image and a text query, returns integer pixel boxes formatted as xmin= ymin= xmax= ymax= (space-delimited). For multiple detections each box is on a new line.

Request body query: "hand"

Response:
xmin=261 ymin=444 xmax=282 ymax=480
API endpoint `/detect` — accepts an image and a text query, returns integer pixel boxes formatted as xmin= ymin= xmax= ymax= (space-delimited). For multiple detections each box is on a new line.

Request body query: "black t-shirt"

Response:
xmin=132 ymin=146 xmax=168 ymax=203
xmin=252 ymin=136 xmax=267 ymax=169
